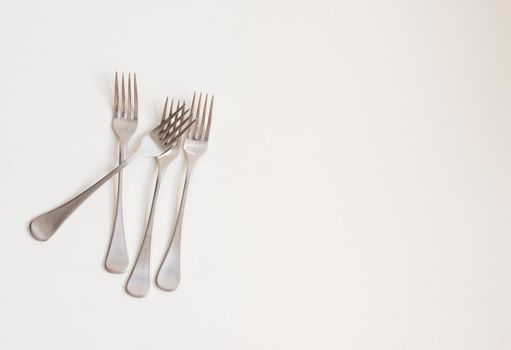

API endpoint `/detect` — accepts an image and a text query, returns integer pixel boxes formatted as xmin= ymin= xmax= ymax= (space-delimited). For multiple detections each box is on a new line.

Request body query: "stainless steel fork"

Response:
xmin=106 ymin=72 xmax=138 ymax=274
xmin=126 ymin=98 xmax=187 ymax=297
xmin=30 ymin=105 xmax=195 ymax=242
xmin=156 ymin=92 xmax=213 ymax=291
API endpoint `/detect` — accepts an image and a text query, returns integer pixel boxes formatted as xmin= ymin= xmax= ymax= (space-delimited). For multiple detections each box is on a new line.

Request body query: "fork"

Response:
xmin=126 ymin=98 xmax=187 ymax=297
xmin=156 ymin=92 xmax=213 ymax=291
xmin=29 ymin=105 xmax=195 ymax=242
xmin=105 ymin=72 xmax=138 ymax=274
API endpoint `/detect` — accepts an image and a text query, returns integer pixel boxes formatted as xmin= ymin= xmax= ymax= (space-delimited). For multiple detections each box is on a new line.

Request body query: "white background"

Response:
xmin=0 ymin=0 xmax=510 ymax=349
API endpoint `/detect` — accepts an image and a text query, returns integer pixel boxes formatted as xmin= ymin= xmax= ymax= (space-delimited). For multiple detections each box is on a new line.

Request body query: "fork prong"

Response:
xmin=170 ymin=100 xmax=180 ymax=124
xmin=164 ymin=104 xmax=184 ymax=140
xmin=133 ymin=73 xmax=138 ymax=120
xmin=165 ymin=104 xmax=185 ymax=124
xmin=175 ymin=100 xmax=185 ymax=122
xmin=163 ymin=115 xmax=195 ymax=145
xmin=171 ymin=118 xmax=197 ymax=144
xmin=161 ymin=97 xmax=169 ymax=123
xmin=179 ymin=101 xmax=185 ymax=118
xmin=156 ymin=107 xmax=189 ymax=135
xmin=160 ymin=106 xmax=186 ymax=134
xmin=160 ymin=115 xmax=187 ymax=141
xmin=169 ymin=99 xmax=175 ymax=119
xmin=188 ymin=92 xmax=196 ymax=137
xmin=160 ymin=109 xmax=188 ymax=140
xmin=163 ymin=109 xmax=191 ymax=136
xmin=171 ymin=101 xmax=185 ymax=130
xmin=114 ymin=72 xmax=119 ymax=116
xmin=198 ymin=94 xmax=208 ymax=140
xmin=122 ymin=73 xmax=127 ymax=118
xmin=121 ymin=73 xmax=126 ymax=118
xmin=128 ymin=73 xmax=132 ymax=119
xmin=177 ymin=107 xmax=188 ymax=147
xmin=193 ymin=93 xmax=202 ymax=139
xmin=205 ymin=95 xmax=214 ymax=141
xmin=162 ymin=98 xmax=175 ymax=133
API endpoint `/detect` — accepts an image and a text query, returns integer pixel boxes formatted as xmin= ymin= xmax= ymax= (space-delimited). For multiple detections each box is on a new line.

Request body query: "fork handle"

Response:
xmin=126 ymin=168 xmax=166 ymax=297
xmin=30 ymin=156 xmax=136 ymax=241
xmin=105 ymin=141 xmax=130 ymax=273
xmin=156 ymin=160 xmax=196 ymax=291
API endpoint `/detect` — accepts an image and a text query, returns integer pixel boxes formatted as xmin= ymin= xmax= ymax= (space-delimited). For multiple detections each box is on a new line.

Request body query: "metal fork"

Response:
xmin=156 ymin=92 xmax=213 ymax=291
xmin=126 ymin=98 xmax=187 ymax=297
xmin=30 ymin=105 xmax=195 ymax=242
xmin=106 ymin=72 xmax=138 ymax=274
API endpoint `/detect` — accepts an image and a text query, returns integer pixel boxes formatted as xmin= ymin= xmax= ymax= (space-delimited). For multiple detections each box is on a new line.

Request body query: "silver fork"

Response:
xmin=156 ymin=92 xmax=213 ymax=291
xmin=126 ymin=98 xmax=187 ymax=297
xmin=30 ymin=105 xmax=195 ymax=242
xmin=106 ymin=72 xmax=138 ymax=274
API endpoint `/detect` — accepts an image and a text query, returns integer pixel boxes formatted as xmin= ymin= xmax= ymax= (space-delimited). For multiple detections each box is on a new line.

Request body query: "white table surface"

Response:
xmin=1 ymin=0 xmax=510 ymax=349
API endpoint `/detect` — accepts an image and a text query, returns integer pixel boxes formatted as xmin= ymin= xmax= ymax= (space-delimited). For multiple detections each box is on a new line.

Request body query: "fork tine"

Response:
xmin=162 ymin=98 xmax=175 ymax=133
xmin=121 ymin=73 xmax=126 ymax=118
xmin=205 ymin=95 xmax=214 ymax=141
xmin=188 ymin=92 xmax=196 ymax=137
xmin=161 ymin=97 xmax=168 ymax=123
xmin=173 ymin=100 xmax=185 ymax=121
xmin=114 ymin=72 xmax=119 ymax=116
xmin=193 ymin=93 xmax=202 ymax=139
xmin=128 ymin=73 xmax=132 ymax=119
xmin=198 ymin=94 xmax=208 ymax=140
xmin=163 ymin=116 xmax=195 ymax=145
xmin=166 ymin=104 xmax=185 ymax=123
xmin=169 ymin=99 xmax=175 ymax=119
xmin=171 ymin=117 xmax=197 ymax=144
xmin=170 ymin=100 xmax=180 ymax=123
xmin=171 ymin=101 xmax=185 ymax=134
xmin=156 ymin=107 xmax=189 ymax=135
xmin=159 ymin=109 xmax=188 ymax=140
xmin=177 ymin=104 xmax=188 ymax=147
xmin=133 ymin=73 xmax=138 ymax=120
xmin=160 ymin=113 xmax=190 ymax=141
xmin=179 ymin=100 xmax=186 ymax=118
xmin=167 ymin=108 xmax=190 ymax=130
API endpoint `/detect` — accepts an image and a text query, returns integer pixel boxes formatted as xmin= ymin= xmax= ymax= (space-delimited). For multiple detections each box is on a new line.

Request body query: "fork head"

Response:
xmin=148 ymin=98 xmax=195 ymax=154
xmin=113 ymin=72 xmax=138 ymax=141
xmin=183 ymin=92 xmax=214 ymax=157
xmin=156 ymin=98 xmax=188 ymax=164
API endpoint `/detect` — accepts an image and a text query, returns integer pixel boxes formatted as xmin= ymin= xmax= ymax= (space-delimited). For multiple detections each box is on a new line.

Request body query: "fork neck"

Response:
xmin=184 ymin=153 xmax=199 ymax=178
xmin=118 ymin=137 xmax=130 ymax=149
xmin=117 ymin=138 xmax=130 ymax=159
